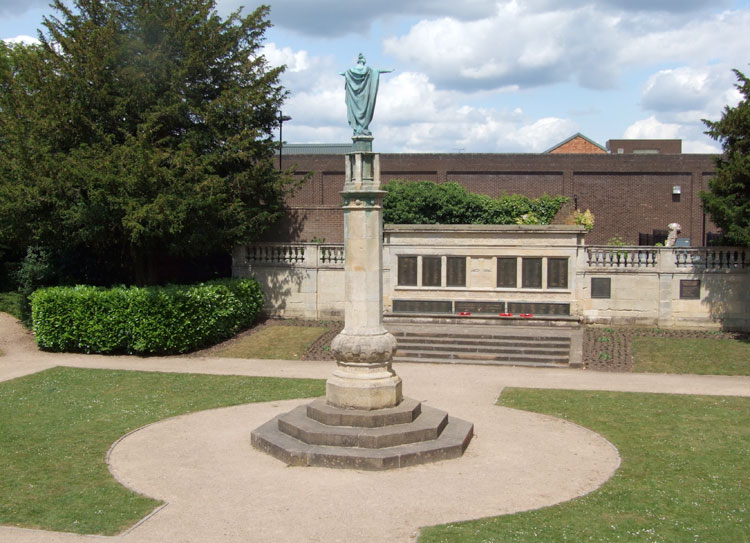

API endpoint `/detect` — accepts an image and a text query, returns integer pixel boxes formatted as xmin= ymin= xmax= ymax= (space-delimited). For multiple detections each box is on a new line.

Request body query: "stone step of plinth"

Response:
xmin=278 ymin=404 xmax=449 ymax=448
xmin=306 ymin=397 xmax=421 ymax=428
xmin=251 ymin=411 xmax=474 ymax=470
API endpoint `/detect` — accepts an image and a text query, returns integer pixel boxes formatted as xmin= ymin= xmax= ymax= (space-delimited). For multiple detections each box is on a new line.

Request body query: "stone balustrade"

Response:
xmin=585 ymin=246 xmax=658 ymax=268
xmin=674 ymin=247 xmax=748 ymax=269
xmin=234 ymin=232 xmax=750 ymax=331
xmin=237 ymin=243 xmax=345 ymax=269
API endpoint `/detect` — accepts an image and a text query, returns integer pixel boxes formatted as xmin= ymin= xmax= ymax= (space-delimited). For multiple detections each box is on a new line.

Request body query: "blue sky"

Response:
xmin=3 ymin=0 xmax=750 ymax=153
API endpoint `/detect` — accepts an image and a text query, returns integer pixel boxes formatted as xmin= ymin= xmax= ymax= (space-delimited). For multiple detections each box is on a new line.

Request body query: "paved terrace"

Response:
xmin=1 ymin=313 xmax=748 ymax=543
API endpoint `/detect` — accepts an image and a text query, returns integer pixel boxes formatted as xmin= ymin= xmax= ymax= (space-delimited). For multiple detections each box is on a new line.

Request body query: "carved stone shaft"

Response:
xmin=327 ymin=137 xmax=402 ymax=410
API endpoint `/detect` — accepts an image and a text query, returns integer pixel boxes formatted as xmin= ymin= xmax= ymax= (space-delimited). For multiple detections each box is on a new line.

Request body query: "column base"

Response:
xmin=326 ymin=368 xmax=403 ymax=410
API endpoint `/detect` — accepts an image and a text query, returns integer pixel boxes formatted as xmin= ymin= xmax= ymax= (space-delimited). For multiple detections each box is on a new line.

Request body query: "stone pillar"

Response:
xmin=327 ymin=135 xmax=403 ymax=410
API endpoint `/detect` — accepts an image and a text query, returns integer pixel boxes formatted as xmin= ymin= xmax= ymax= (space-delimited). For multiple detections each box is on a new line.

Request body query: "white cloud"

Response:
xmin=516 ymin=118 xmax=578 ymax=152
xmin=262 ymin=43 xmax=310 ymax=73
xmin=218 ymin=0 xmax=731 ymax=37
xmin=382 ymin=4 xmax=637 ymax=91
xmin=641 ymin=66 xmax=742 ymax=119
xmin=623 ymin=116 xmax=682 ymax=139
xmin=528 ymin=0 xmax=727 ymax=13
xmin=642 ymin=67 xmax=715 ymax=112
xmin=217 ymin=0 xmax=499 ymax=37
xmin=2 ymin=34 xmax=39 ymax=45
xmin=0 ymin=0 xmax=48 ymax=17
xmin=618 ymin=10 xmax=750 ymax=70
xmin=628 ymin=64 xmax=743 ymax=154
xmin=382 ymin=3 xmax=750 ymax=93
xmin=682 ymin=139 xmax=720 ymax=153
xmin=259 ymin=3 xmax=749 ymax=153
xmin=271 ymin=43 xmax=581 ymax=152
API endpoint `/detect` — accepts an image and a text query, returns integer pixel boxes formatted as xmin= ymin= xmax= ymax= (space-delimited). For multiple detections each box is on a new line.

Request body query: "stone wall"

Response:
xmin=233 ymin=226 xmax=750 ymax=331
xmin=579 ymin=246 xmax=750 ymax=330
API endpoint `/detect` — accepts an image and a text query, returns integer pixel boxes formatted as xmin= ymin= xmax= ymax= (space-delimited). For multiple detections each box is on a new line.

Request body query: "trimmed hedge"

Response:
xmin=30 ymin=278 xmax=263 ymax=355
xmin=383 ymin=180 xmax=569 ymax=225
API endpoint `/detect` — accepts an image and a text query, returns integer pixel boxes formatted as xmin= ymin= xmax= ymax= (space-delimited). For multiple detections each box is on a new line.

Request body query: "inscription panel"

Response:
xmin=508 ymin=302 xmax=570 ymax=316
xmin=454 ymin=301 xmax=505 ymax=314
xmin=398 ymin=256 xmax=417 ymax=286
xmin=591 ymin=277 xmax=611 ymax=299
xmin=392 ymin=300 xmax=452 ymax=314
xmin=680 ymin=279 xmax=700 ymax=299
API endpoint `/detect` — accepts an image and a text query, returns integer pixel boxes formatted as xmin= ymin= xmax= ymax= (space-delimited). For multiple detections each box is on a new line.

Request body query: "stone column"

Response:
xmin=327 ymin=136 xmax=403 ymax=410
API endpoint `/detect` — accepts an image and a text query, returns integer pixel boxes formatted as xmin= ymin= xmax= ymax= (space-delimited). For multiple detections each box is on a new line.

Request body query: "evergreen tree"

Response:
xmin=701 ymin=68 xmax=750 ymax=247
xmin=0 ymin=1 xmax=290 ymax=284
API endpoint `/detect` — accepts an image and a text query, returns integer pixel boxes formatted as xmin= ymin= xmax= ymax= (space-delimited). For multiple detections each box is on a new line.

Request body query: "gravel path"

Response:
xmin=1 ymin=312 xmax=749 ymax=543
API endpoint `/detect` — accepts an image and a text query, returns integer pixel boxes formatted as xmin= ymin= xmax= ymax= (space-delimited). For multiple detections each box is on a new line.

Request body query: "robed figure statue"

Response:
xmin=340 ymin=53 xmax=393 ymax=137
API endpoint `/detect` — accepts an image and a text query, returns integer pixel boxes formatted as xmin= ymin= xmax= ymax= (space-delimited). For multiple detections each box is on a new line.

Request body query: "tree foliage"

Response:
xmin=383 ymin=180 xmax=568 ymax=226
xmin=701 ymin=68 xmax=750 ymax=247
xmin=0 ymin=1 xmax=291 ymax=285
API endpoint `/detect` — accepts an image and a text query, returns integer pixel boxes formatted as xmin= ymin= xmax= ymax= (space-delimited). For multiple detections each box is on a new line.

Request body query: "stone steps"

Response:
xmin=251 ymin=397 xmax=473 ymax=470
xmin=390 ymin=326 xmax=579 ymax=367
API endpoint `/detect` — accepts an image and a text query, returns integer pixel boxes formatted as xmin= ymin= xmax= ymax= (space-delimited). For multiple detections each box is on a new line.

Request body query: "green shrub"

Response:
xmin=15 ymin=247 xmax=58 ymax=326
xmin=30 ymin=278 xmax=263 ymax=355
xmin=383 ymin=180 xmax=568 ymax=225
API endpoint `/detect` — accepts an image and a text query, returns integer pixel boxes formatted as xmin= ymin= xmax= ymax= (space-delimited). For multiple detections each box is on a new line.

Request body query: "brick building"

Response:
xmin=269 ymin=136 xmax=718 ymax=246
xmin=544 ymin=133 xmax=607 ymax=154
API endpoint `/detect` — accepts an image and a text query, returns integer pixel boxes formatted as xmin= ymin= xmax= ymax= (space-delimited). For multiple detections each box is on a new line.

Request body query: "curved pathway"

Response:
xmin=1 ymin=313 xmax=748 ymax=542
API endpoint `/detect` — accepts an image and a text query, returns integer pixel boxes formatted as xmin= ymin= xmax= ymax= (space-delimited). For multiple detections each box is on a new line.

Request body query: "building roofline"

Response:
xmin=543 ymin=132 xmax=607 ymax=154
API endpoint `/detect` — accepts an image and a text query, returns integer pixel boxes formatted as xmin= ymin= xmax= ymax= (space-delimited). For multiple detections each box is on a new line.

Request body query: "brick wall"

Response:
xmin=606 ymin=139 xmax=682 ymax=154
xmin=270 ymin=153 xmax=718 ymax=246
xmin=548 ymin=137 xmax=606 ymax=154
xmin=573 ymin=173 xmax=693 ymax=244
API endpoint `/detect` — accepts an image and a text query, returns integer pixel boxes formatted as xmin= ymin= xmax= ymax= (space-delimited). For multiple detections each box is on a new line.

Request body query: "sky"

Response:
xmin=2 ymin=0 xmax=749 ymax=153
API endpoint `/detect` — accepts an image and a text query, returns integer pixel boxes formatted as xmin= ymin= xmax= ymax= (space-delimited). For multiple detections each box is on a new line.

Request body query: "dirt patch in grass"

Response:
xmin=584 ymin=326 xmax=750 ymax=373
xmin=302 ymin=321 xmax=344 ymax=361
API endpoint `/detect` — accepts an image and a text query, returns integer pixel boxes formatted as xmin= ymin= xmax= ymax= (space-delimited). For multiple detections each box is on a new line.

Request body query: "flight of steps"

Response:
xmin=391 ymin=325 xmax=580 ymax=368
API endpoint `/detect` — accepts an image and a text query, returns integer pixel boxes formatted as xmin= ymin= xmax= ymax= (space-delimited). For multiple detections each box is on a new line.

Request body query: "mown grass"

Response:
xmin=214 ymin=325 xmax=327 ymax=359
xmin=633 ymin=336 xmax=750 ymax=375
xmin=0 ymin=291 xmax=23 ymax=321
xmin=420 ymin=388 xmax=749 ymax=543
xmin=0 ymin=367 xmax=325 ymax=535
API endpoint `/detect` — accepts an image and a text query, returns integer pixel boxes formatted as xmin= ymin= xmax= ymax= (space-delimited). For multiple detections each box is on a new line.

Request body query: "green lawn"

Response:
xmin=420 ymin=388 xmax=749 ymax=543
xmin=0 ymin=291 xmax=23 ymax=321
xmin=0 ymin=367 xmax=325 ymax=535
xmin=633 ymin=336 xmax=750 ymax=375
xmin=214 ymin=325 xmax=327 ymax=359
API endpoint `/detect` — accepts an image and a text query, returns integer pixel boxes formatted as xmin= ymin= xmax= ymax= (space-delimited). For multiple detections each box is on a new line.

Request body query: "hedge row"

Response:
xmin=383 ymin=180 xmax=569 ymax=225
xmin=30 ymin=278 xmax=263 ymax=355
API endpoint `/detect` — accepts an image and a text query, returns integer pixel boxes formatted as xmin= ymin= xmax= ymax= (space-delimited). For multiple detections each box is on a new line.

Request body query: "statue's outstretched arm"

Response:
xmin=379 ymin=69 xmax=394 ymax=74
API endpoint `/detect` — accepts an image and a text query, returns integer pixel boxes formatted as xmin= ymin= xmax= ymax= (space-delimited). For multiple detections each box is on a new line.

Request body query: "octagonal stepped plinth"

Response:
xmin=251 ymin=397 xmax=473 ymax=470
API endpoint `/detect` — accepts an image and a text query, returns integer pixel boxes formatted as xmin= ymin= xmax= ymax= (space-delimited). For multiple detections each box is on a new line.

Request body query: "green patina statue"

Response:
xmin=340 ymin=53 xmax=393 ymax=137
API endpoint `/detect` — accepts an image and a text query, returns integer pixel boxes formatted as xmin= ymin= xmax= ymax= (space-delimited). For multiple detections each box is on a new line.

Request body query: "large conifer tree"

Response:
xmin=0 ymin=1 xmax=290 ymax=284
xmin=701 ymin=69 xmax=750 ymax=247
